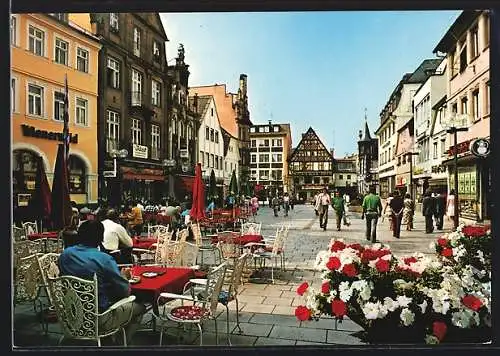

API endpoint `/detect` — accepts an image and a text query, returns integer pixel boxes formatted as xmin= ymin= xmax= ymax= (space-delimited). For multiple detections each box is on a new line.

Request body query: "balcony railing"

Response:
xmin=130 ymin=91 xmax=142 ymax=107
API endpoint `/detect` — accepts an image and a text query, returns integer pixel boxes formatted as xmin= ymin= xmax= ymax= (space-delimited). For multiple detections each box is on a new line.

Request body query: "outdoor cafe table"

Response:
xmin=129 ymin=265 xmax=195 ymax=314
xmin=132 ymin=236 xmax=157 ymax=249
xmin=28 ymin=231 xmax=59 ymax=240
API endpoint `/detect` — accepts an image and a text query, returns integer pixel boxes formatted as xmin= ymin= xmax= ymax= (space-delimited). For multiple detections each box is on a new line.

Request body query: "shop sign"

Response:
xmin=431 ymin=165 xmax=447 ymax=174
xmin=446 ymin=139 xmax=472 ymax=157
xmin=132 ymin=144 xmax=148 ymax=159
xmin=21 ymin=124 xmax=78 ymax=143
xmin=469 ymin=138 xmax=490 ymax=158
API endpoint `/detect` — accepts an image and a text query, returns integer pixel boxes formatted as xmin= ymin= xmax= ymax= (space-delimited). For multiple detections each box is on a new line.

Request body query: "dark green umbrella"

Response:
xmin=229 ymin=170 xmax=238 ymax=196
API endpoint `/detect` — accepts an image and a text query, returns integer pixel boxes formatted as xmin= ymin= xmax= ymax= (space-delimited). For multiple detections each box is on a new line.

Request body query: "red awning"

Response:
xmin=122 ymin=173 xmax=164 ymax=181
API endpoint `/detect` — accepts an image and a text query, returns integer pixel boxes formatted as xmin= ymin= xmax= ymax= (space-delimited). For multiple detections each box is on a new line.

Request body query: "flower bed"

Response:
xmin=294 ymin=224 xmax=491 ymax=344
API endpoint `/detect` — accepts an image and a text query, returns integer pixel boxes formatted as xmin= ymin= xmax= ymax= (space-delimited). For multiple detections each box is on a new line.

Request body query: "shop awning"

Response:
xmin=122 ymin=173 xmax=164 ymax=181
xmin=176 ymin=175 xmax=195 ymax=192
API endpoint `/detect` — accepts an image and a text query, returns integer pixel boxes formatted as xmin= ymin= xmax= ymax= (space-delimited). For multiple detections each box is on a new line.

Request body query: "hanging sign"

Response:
xmin=469 ymin=138 xmax=490 ymax=158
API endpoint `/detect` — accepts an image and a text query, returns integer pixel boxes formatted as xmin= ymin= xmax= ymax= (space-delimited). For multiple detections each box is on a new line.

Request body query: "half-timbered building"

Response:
xmin=288 ymin=127 xmax=334 ymax=203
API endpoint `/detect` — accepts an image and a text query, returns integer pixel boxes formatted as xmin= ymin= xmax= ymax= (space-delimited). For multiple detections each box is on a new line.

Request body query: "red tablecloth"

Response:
xmin=211 ymin=233 xmax=263 ymax=245
xmin=130 ymin=266 xmax=194 ymax=308
xmin=132 ymin=236 xmax=157 ymax=249
xmin=28 ymin=232 xmax=59 ymax=240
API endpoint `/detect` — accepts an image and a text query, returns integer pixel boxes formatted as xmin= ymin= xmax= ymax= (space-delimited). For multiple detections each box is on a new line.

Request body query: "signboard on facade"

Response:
xmin=180 ymin=149 xmax=189 ymax=159
xmin=21 ymin=124 xmax=78 ymax=143
xmin=469 ymin=138 xmax=490 ymax=158
xmin=132 ymin=144 xmax=148 ymax=159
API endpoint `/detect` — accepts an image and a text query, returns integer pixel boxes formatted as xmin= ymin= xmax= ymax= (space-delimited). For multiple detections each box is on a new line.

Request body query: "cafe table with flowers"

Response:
xmin=294 ymin=223 xmax=492 ymax=344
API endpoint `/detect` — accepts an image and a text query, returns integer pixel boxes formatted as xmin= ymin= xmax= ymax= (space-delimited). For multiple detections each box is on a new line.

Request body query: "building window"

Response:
xmin=28 ymin=84 xmax=43 ymax=117
xmin=273 ymin=126 xmax=279 ymax=132
xmin=251 ymin=154 xmax=256 ymax=163
xmin=107 ymin=57 xmax=120 ymax=89
xmin=459 ymin=41 xmax=467 ymax=73
xmin=11 ymin=16 xmax=16 ymax=45
xmin=338 ymin=174 xmax=343 ymax=180
xmin=54 ymin=91 xmax=65 ymax=121
xmin=485 ymin=82 xmax=490 ymax=115
xmin=68 ymin=155 xmax=86 ymax=194
xmin=75 ymin=98 xmax=88 ymax=126
xmin=11 ymin=78 xmax=16 ymax=113
xmin=210 ymin=154 xmax=214 ymax=168
xmin=211 ymin=108 xmax=214 ymax=116
xmin=153 ymin=41 xmax=161 ymax=61
xmin=452 ymin=102 xmax=458 ymax=114
xmin=215 ymin=156 xmax=219 ymax=169
xmin=28 ymin=25 xmax=44 ymax=56
xmin=461 ymin=97 xmax=468 ymax=115
xmin=133 ymin=27 xmax=141 ymax=57
xmin=263 ymin=139 xmax=269 ymax=147
xmin=471 ymin=26 xmax=479 ymax=59
xmin=110 ymin=13 xmax=119 ymax=32
xmin=152 ymin=79 xmax=161 ymax=106
xmin=205 ymin=126 xmax=210 ymax=140
xmin=210 ymin=129 xmax=214 ymax=142
xmin=106 ymin=110 xmax=120 ymax=152
xmin=54 ymin=37 xmax=68 ymax=65
xmin=441 ymin=139 xmax=446 ymax=156
xmin=200 ymin=152 xmax=205 ymax=166
xmin=51 ymin=13 xmax=68 ymax=22
xmin=449 ymin=51 xmax=456 ymax=77
xmin=484 ymin=14 xmax=490 ymax=47
xmin=433 ymin=142 xmax=438 ymax=159
xmin=472 ymin=89 xmax=480 ymax=120
xmin=131 ymin=69 xmax=142 ymax=105
xmin=151 ymin=124 xmax=160 ymax=159
xmin=215 ymin=131 xmax=219 ymax=143
xmin=76 ymin=47 xmax=89 ymax=73
xmin=205 ymin=152 xmax=209 ymax=166
xmin=250 ymin=127 xmax=255 ymax=133
xmin=131 ymin=119 xmax=142 ymax=145
xmin=347 ymin=174 xmax=351 ymax=180
xmin=251 ymin=139 xmax=256 ymax=147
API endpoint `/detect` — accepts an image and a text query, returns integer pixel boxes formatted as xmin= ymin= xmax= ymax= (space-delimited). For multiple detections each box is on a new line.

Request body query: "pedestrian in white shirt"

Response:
xmin=101 ymin=209 xmax=134 ymax=264
xmin=316 ymin=188 xmax=331 ymax=231
xmin=342 ymin=193 xmax=351 ymax=226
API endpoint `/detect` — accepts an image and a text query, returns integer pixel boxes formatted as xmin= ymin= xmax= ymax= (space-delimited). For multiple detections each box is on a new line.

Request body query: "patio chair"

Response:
xmin=147 ymin=224 xmax=169 ymax=239
xmin=216 ymin=231 xmax=241 ymax=268
xmin=37 ymin=253 xmax=61 ymax=333
xmin=240 ymin=222 xmax=262 ymax=236
xmin=13 ymin=225 xmax=26 ymax=242
xmin=22 ymin=221 xmax=38 ymax=236
xmin=155 ymin=262 xmax=227 ymax=346
xmin=44 ymin=238 xmax=64 ymax=254
xmin=179 ymin=241 xmax=200 ymax=269
xmin=187 ymin=253 xmax=250 ymax=345
xmin=47 ymin=274 xmax=136 ymax=347
xmin=191 ymin=222 xmax=220 ymax=268
xmin=132 ymin=230 xmax=173 ymax=265
xmin=13 ymin=240 xmax=46 ymax=269
xmin=14 ymin=253 xmax=45 ymax=314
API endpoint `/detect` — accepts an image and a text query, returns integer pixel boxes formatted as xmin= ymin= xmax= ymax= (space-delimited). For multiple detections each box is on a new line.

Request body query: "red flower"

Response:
xmin=295 ymin=305 xmax=312 ymax=321
xmin=441 ymin=248 xmax=453 ymax=257
xmin=321 ymin=281 xmax=330 ymax=294
xmin=375 ymin=259 xmax=390 ymax=273
xmin=331 ymin=299 xmax=347 ymax=318
xmin=437 ymin=238 xmax=448 ymax=247
xmin=331 ymin=241 xmax=346 ymax=252
xmin=342 ymin=264 xmax=358 ymax=277
xmin=462 ymin=226 xmax=488 ymax=237
xmin=296 ymin=282 xmax=309 ymax=296
xmin=326 ymin=256 xmax=341 ymax=270
xmin=348 ymin=243 xmax=363 ymax=252
xmin=403 ymin=256 xmax=418 ymax=265
xmin=461 ymin=295 xmax=483 ymax=311
xmin=376 ymin=249 xmax=391 ymax=259
xmin=361 ymin=250 xmax=377 ymax=263
xmin=432 ymin=321 xmax=447 ymax=342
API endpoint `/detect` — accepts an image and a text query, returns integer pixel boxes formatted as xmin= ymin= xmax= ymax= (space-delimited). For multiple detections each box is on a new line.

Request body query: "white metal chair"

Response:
xmin=240 ymin=222 xmax=262 ymax=236
xmin=179 ymin=241 xmax=200 ymax=269
xmin=36 ymin=253 xmax=61 ymax=333
xmin=191 ymin=222 xmax=220 ymax=268
xmin=47 ymin=274 xmax=136 ymax=347
xmin=13 ymin=225 xmax=26 ymax=242
xmin=155 ymin=263 xmax=227 ymax=346
xmin=22 ymin=221 xmax=38 ymax=237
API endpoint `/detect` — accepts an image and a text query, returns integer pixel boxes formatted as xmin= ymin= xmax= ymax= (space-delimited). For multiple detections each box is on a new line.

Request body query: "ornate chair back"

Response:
xmin=13 ymin=240 xmax=46 ymax=269
xmin=240 ymin=222 xmax=262 ymax=236
xmin=22 ymin=221 xmax=38 ymax=236
xmin=204 ymin=263 xmax=227 ymax=316
xmin=45 ymin=239 xmax=64 ymax=254
xmin=13 ymin=225 xmax=26 ymax=242
xmin=14 ymin=253 xmax=45 ymax=305
xmin=37 ymin=253 xmax=61 ymax=305
xmin=149 ymin=224 xmax=169 ymax=239
xmin=227 ymin=253 xmax=250 ymax=298
xmin=154 ymin=230 xmax=173 ymax=264
xmin=47 ymin=274 xmax=100 ymax=341
xmin=180 ymin=241 xmax=199 ymax=267
xmin=216 ymin=232 xmax=240 ymax=263
xmin=190 ymin=223 xmax=202 ymax=246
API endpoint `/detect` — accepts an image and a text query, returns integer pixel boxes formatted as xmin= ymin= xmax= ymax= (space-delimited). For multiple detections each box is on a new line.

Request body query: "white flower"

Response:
xmin=314 ymin=250 xmax=331 ymax=271
xmin=338 ymin=281 xmax=352 ymax=302
xmin=359 ymin=285 xmax=372 ymax=301
xmin=372 ymin=243 xmax=382 ymax=250
xmin=425 ymin=335 xmax=439 ymax=344
xmin=418 ymin=300 xmax=428 ymax=314
xmin=400 ymin=308 xmax=415 ymax=326
xmin=396 ymin=295 xmax=412 ymax=308
xmin=383 ymin=297 xmax=398 ymax=312
xmin=429 ymin=241 xmax=437 ymax=250
xmin=362 ymin=302 xmax=384 ymax=320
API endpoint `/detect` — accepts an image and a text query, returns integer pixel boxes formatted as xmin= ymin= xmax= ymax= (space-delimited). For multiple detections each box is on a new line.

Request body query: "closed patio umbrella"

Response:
xmin=29 ymin=155 xmax=52 ymax=231
xmin=50 ymin=143 xmax=72 ymax=230
xmin=189 ymin=163 xmax=205 ymax=221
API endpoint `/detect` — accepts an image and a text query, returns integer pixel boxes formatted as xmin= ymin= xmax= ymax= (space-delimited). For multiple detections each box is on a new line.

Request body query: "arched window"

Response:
xmin=12 ymin=149 xmax=38 ymax=194
xmin=68 ymin=155 xmax=86 ymax=194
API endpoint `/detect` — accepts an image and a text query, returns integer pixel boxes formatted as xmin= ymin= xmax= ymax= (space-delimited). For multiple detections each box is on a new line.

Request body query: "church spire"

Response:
xmin=360 ymin=109 xmax=372 ymax=142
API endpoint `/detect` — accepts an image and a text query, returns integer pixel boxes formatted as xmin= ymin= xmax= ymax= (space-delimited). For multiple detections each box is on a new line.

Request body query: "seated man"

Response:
xmin=101 ymin=209 xmax=134 ymax=264
xmin=58 ymin=220 xmax=145 ymax=342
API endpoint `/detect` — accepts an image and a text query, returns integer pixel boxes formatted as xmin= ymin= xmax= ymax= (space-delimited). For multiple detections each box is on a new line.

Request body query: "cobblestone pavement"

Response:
xmin=13 ymin=203 xmax=454 ymax=348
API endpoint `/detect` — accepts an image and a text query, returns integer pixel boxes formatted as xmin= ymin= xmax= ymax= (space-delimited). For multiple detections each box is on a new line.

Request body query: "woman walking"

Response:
xmin=382 ymin=192 xmax=394 ymax=230
xmin=446 ymin=189 xmax=456 ymax=223
xmin=402 ymin=193 xmax=415 ymax=231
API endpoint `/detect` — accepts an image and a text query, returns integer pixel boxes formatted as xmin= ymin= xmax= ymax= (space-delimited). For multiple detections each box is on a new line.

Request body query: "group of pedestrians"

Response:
xmin=314 ymin=188 xmax=351 ymax=231
xmin=422 ymin=189 xmax=455 ymax=233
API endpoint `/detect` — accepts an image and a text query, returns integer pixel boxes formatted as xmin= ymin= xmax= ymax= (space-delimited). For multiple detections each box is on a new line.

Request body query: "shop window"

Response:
xmin=68 ymin=155 xmax=86 ymax=194
xmin=12 ymin=150 xmax=38 ymax=196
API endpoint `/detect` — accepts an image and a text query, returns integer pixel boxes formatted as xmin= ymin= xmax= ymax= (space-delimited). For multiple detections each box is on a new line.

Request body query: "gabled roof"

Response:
xmin=433 ymin=11 xmax=478 ymax=54
xmin=190 ymin=84 xmax=238 ymax=138
xmin=288 ymin=127 xmax=333 ymax=162
xmin=139 ymin=13 xmax=169 ymax=41
xmin=406 ymin=59 xmax=442 ymax=83
xmin=188 ymin=95 xmax=212 ymax=118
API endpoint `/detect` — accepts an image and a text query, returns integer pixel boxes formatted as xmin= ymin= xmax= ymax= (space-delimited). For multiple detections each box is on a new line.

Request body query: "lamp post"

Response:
xmin=445 ymin=114 xmax=469 ymax=230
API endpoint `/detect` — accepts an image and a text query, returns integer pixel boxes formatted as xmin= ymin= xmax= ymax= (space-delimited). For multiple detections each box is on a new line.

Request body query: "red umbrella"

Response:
xmin=189 ymin=163 xmax=205 ymax=221
xmin=50 ymin=143 xmax=73 ymax=230
xmin=29 ymin=155 xmax=52 ymax=230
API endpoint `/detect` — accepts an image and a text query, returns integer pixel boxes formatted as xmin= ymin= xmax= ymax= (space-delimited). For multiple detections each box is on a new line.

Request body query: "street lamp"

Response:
xmin=406 ymin=143 xmax=421 ymax=199
xmin=445 ymin=114 xmax=470 ymax=230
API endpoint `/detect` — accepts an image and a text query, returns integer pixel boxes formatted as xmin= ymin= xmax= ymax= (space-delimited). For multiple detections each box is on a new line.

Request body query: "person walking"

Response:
xmin=446 ymin=189 xmax=456 ymax=225
xmin=317 ymin=188 xmax=331 ymax=231
xmin=313 ymin=192 xmax=321 ymax=216
xmin=331 ymin=191 xmax=345 ymax=231
xmin=361 ymin=186 xmax=383 ymax=243
xmin=342 ymin=193 xmax=351 ymax=226
xmin=382 ymin=192 xmax=394 ymax=230
xmin=271 ymin=195 xmax=280 ymax=217
xmin=402 ymin=193 xmax=415 ymax=231
xmin=434 ymin=192 xmax=446 ymax=230
xmin=422 ymin=190 xmax=436 ymax=233
xmin=283 ymin=192 xmax=290 ymax=217
xmin=389 ymin=190 xmax=404 ymax=239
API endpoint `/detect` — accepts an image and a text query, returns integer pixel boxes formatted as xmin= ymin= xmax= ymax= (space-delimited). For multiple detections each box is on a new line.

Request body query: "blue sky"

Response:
xmin=160 ymin=11 xmax=461 ymax=157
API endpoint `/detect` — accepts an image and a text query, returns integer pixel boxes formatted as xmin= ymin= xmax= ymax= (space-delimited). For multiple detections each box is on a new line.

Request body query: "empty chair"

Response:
xmin=22 ymin=221 xmax=38 ymax=237
xmin=240 ymin=222 xmax=262 ymax=236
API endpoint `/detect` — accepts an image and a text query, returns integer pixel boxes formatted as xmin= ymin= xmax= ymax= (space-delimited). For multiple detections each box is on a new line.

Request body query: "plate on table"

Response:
xmin=142 ymin=272 xmax=159 ymax=278
xmin=129 ymin=276 xmax=141 ymax=284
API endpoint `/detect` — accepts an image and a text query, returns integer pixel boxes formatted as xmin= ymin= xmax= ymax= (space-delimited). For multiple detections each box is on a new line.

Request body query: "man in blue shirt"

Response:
xmin=59 ymin=220 xmax=145 ymax=342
